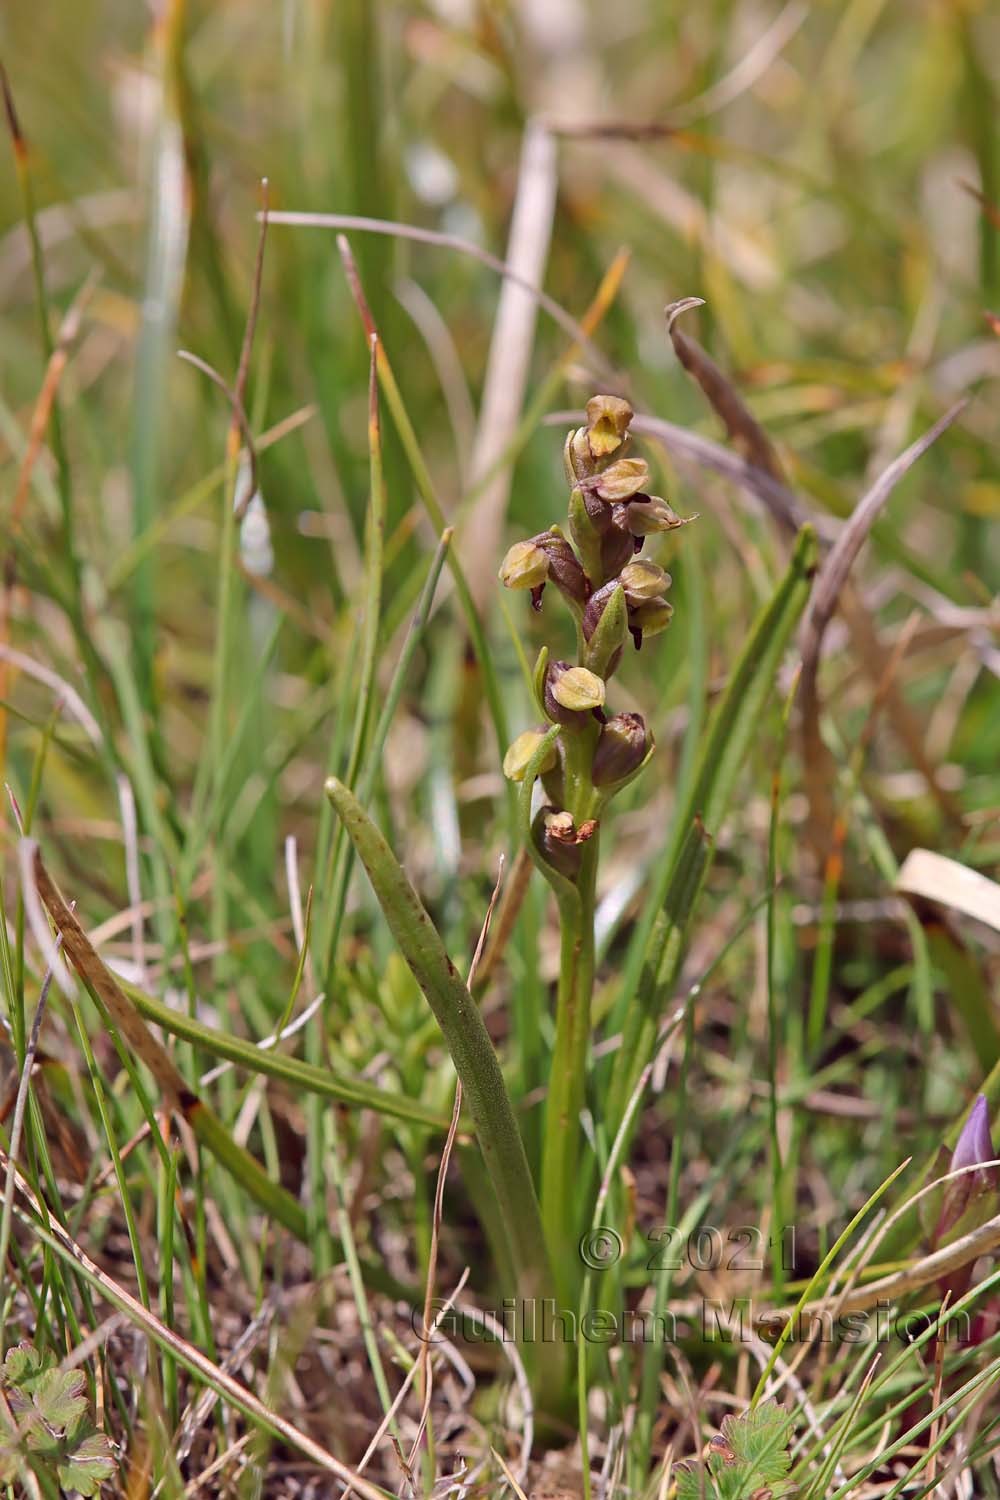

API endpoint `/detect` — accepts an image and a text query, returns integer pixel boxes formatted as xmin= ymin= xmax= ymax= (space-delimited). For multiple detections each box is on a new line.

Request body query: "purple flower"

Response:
xmin=939 ymin=1095 xmax=997 ymax=1243
xmin=950 ymin=1095 xmax=994 ymax=1178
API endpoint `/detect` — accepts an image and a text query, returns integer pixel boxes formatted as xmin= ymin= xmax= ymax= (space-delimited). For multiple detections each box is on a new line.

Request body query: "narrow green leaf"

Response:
xmin=609 ymin=526 xmax=817 ymax=1119
xmin=750 ymin=1155 xmax=910 ymax=1405
xmin=324 ymin=777 xmax=553 ymax=1302
xmin=118 ymin=979 xmax=448 ymax=1129
xmin=682 ymin=525 xmax=818 ymax=838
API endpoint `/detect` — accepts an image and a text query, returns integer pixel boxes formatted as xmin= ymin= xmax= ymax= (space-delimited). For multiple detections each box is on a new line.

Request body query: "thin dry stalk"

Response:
xmin=798 ymin=403 xmax=966 ymax=857
xmin=409 ymin=860 xmax=506 ymax=1470
xmin=265 ymin=209 xmax=616 ymax=381
xmin=665 ymin=299 xmax=788 ymax=489
xmin=464 ymin=120 xmax=557 ymax=606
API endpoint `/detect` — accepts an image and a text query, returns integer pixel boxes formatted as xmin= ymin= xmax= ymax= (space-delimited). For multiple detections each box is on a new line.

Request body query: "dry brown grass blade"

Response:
xmin=472 ymin=845 xmax=533 ymax=995
xmin=345 ymin=1267 xmax=471 ymax=1499
xmin=0 ymin=60 xmax=26 ymax=159
xmin=235 ymin=555 xmax=336 ymax=644
xmin=27 ymin=843 xmax=316 ymax=1240
xmin=839 ymin=588 xmax=966 ymax=831
xmin=29 ymin=843 xmax=192 ymax=1107
xmin=231 ymin=177 xmax=269 ymax=456
xmin=896 ymin=850 xmax=1000 ymax=933
xmin=960 ymin=180 xmax=1000 ymax=232
xmin=665 ymin=297 xmax=788 ymax=490
xmin=491 ymin=1446 xmax=530 ymax=1500
xmin=2 ymin=1154 xmax=389 ymax=1500
xmin=927 ymin=1290 xmax=951 ymax=1486
xmin=0 ymin=272 xmax=97 ymax=777
xmin=800 ymin=403 xmax=968 ymax=684
xmin=176 ymin=350 xmax=259 ymax=519
xmin=664 ymin=299 xmax=963 ymax=837
xmin=657 ymin=1197 xmax=1000 ymax=1326
xmin=798 ymin=402 xmax=967 ymax=857
xmin=787 ymin=1205 xmax=1000 ymax=1319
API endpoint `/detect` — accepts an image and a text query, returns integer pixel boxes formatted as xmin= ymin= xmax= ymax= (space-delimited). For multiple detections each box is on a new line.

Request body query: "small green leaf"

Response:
xmin=57 ymin=1430 xmax=117 ymax=1496
xmin=2 ymin=1342 xmax=43 ymax=1392
xmin=583 ymin=583 xmax=627 ymax=677
xmin=120 ymin=973 xmax=449 ymax=1130
xmin=676 ymin=1400 xmax=794 ymax=1499
xmin=33 ymin=1368 xmax=88 ymax=1436
xmin=0 ymin=1342 xmax=117 ymax=1493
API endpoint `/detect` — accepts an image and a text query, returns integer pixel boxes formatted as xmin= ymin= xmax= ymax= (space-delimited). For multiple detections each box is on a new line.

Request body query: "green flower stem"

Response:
xmin=540 ymin=724 xmax=600 ymax=1305
xmin=541 ymin=849 xmax=597 ymax=1306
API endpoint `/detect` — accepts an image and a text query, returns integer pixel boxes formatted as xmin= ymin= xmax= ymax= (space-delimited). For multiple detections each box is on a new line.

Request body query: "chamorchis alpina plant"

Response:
xmin=499 ymin=395 xmax=689 ymax=1297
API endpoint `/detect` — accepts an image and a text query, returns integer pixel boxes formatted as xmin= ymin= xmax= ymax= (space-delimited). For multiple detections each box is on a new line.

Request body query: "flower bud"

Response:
xmin=599 ymin=524 xmax=635 ymax=582
xmin=621 ymin=558 xmax=671 ymax=606
xmin=582 ymin=581 xmax=627 ymax=679
xmin=625 ymin=495 xmax=686 ymax=536
xmin=499 ymin=539 xmax=548 ymax=591
xmin=592 ymin=713 xmax=652 ymax=788
xmin=610 ymin=502 xmax=645 ymax=550
xmin=935 ymin=1095 xmax=997 ymax=1246
xmin=582 ymin=580 xmax=619 ymax=641
xmin=535 ymin=528 xmax=588 ymax=608
xmin=591 ymin=457 xmax=650 ymax=502
xmin=567 ymin=489 xmax=605 ymax=588
xmin=502 ymin=728 xmax=557 ymax=783
xmin=952 ymin=1095 xmax=995 ymax=1174
xmin=500 ymin=531 xmax=588 ymax=611
xmin=532 ymin=805 xmax=599 ymax=878
xmin=628 ymin=597 xmax=674 ymax=648
xmin=930 ymin=1095 xmax=999 ymax=1344
xmin=585 ymin=395 xmax=633 ymax=458
xmin=564 ymin=426 xmax=596 ymax=483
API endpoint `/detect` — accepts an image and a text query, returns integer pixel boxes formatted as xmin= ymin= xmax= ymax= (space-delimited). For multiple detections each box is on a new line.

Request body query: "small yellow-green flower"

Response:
xmin=593 ymin=456 xmax=650 ymax=502
xmin=550 ymin=665 xmax=606 ymax=713
xmin=626 ymin=495 xmax=685 ymax=535
xmin=621 ymin=558 xmax=671 ymax=604
xmin=629 ymin=597 xmax=674 ymax=638
xmin=499 ymin=539 xmax=548 ymax=590
xmin=503 ymin=729 xmax=557 ymax=782
xmin=585 ymin=394 xmax=633 ymax=457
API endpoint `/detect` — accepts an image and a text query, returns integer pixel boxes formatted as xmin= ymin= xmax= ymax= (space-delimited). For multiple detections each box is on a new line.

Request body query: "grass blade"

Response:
xmin=608 ymin=524 xmax=818 ymax=1119
xmin=28 ymin=845 xmax=309 ymax=1239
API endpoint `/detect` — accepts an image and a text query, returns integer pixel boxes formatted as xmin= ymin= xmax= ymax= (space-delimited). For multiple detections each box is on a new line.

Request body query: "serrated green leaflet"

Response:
xmin=675 ymin=1400 xmax=794 ymax=1499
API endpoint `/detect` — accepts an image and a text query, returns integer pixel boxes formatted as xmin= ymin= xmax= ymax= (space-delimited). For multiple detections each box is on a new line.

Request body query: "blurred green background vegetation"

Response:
xmin=1 ymin=0 xmax=999 ymax=1490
